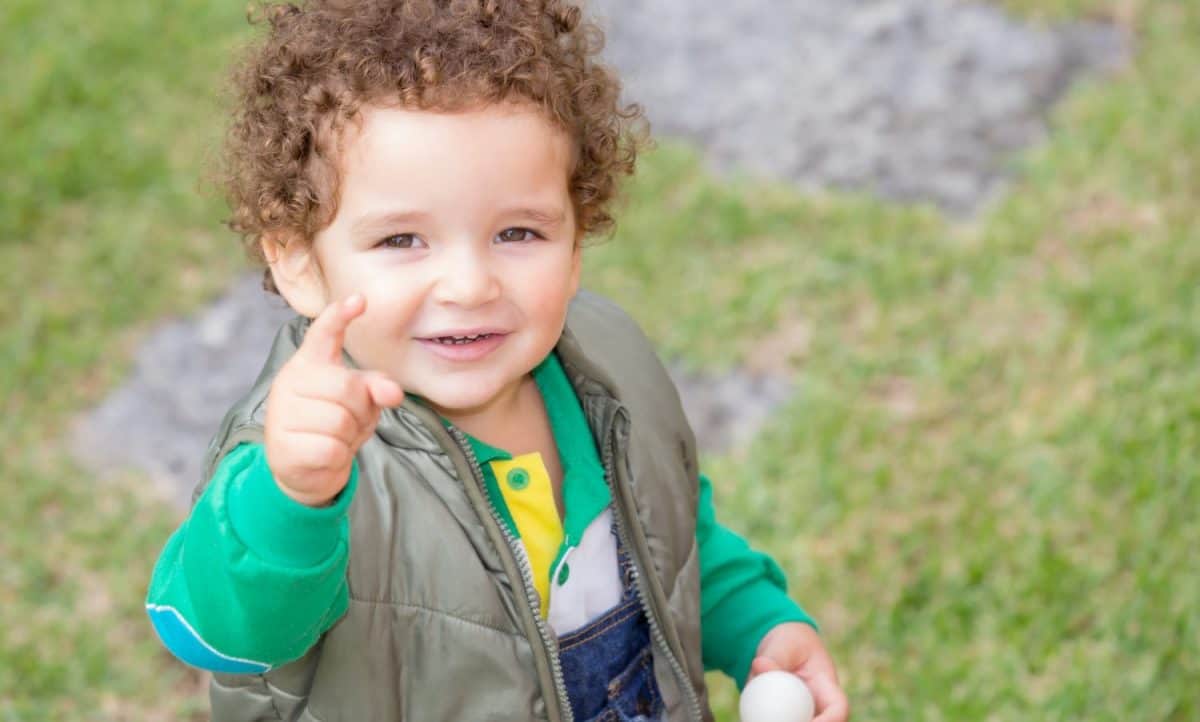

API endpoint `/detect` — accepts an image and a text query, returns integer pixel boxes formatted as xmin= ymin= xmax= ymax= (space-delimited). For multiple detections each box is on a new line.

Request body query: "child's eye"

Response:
xmin=496 ymin=227 xmax=541 ymax=243
xmin=377 ymin=233 xmax=425 ymax=249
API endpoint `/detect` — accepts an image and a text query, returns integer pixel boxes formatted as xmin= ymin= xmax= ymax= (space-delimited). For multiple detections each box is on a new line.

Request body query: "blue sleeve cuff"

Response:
xmin=146 ymin=604 xmax=272 ymax=674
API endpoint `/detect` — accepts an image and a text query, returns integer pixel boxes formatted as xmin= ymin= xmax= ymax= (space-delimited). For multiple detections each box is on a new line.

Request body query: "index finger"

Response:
xmin=299 ymin=294 xmax=366 ymax=364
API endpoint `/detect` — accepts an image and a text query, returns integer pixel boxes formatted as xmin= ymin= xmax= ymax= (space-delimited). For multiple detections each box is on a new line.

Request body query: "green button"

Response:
xmin=557 ymin=563 xmax=571 ymax=585
xmin=506 ymin=467 xmax=530 ymax=490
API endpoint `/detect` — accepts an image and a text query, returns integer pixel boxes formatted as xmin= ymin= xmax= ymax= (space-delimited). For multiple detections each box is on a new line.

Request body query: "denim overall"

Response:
xmin=556 ymin=524 xmax=666 ymax=722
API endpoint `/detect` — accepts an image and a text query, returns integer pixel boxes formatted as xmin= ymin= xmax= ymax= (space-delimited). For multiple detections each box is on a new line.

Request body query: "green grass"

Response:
xmin=3 ymin=0 xmax=1197 ymax=719
xmin=1 ymin=1 xmax=248 ymax=718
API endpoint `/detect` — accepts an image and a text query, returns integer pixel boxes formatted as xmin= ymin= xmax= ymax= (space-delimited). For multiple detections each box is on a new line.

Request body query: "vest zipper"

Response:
xmin=603 ymin=407 xmax=705 ymax=722
xmin=446 ymin=425 xmax=574 ymax=722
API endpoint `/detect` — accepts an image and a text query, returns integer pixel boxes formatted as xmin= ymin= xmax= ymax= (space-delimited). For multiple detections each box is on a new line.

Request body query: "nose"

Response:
xmin=430 ymin=242 xmax=501 ymax=308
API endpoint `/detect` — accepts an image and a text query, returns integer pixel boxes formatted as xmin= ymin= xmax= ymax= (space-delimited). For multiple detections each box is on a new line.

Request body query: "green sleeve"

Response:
xmin=697 ymin=471 xmax=818 ymax=689
xmin=145 ymin=442 xmax=355 ymax=673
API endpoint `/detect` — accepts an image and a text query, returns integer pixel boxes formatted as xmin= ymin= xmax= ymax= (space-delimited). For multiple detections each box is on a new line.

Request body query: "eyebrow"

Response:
xmin=350 ymin=210 xmax=431 ymax=237
xmin=501 ymin=207 xmax=567 ymax=226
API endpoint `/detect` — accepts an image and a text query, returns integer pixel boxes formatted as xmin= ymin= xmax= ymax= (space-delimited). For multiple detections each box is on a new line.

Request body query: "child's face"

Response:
xmin=277 ymin=101 xmax=582 ymax=417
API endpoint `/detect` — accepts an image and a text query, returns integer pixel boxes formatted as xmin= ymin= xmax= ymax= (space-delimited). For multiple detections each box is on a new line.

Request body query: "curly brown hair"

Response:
xmin=221 ymin=0 xmax=646 ymax=293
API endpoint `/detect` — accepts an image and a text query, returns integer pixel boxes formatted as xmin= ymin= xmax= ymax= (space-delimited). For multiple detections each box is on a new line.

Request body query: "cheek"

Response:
xmin=358 ymin=272 xmax=427 ymax=326
xmin=336 ymin=277 xmax=428 ymax=362
xmin=518 ymin=253 xmax=579 ymax=316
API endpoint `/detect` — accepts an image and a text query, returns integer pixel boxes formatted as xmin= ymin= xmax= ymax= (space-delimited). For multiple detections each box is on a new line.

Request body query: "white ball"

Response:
xmin=739 ymin=670 xmax=815 ymax=722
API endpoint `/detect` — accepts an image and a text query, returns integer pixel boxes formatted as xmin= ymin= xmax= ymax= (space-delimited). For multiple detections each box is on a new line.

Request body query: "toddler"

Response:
xmin=146 ymin=1 xmax=848 ymax=720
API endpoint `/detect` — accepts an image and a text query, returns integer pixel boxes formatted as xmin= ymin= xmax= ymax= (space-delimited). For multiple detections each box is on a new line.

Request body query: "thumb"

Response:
xmin=362 ymin=371 xmax=405 ymax=408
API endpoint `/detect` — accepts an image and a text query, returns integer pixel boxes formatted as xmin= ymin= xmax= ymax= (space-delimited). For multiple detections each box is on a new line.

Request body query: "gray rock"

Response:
xmin=589 ymin=0 xmax=1127 ymax=213
xmin=668 ymin=364 xmax=792 ymax=455
xmin=71 ymin=275 xmax=294 ymax=507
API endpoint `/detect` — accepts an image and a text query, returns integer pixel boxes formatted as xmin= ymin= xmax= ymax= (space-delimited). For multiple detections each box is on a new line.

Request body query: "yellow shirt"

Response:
xmin=452 ymin=351 xmax=614 ymax=623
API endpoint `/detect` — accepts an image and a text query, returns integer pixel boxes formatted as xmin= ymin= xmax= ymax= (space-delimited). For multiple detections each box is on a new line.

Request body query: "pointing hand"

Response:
xmin=264 ymin=295 xmax=404 ymax=506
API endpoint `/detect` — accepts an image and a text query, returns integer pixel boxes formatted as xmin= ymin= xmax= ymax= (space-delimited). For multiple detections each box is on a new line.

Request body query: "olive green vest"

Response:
xmin=196 ymin=291 xmax=715 ymax=722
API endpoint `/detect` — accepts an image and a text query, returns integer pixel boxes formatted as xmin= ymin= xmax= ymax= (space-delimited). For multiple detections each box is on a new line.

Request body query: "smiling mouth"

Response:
xmin=417 ymin=331 xmax=508 ymax=362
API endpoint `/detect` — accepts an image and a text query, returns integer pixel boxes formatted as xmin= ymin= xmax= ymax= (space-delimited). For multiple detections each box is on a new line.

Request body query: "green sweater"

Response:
xmin=147 ymin=353 xmax=815 ymax=688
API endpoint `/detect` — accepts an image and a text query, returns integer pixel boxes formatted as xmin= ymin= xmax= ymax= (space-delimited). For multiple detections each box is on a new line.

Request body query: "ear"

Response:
xmin=260 ymin=231 xmax=328 ymax=318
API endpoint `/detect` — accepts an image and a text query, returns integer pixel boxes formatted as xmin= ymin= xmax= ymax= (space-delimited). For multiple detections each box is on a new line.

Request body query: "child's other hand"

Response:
xmin=264 ymin=294 xmax=404 ymax=507
xmin=748 ymin=622 xmax=849 ymax=722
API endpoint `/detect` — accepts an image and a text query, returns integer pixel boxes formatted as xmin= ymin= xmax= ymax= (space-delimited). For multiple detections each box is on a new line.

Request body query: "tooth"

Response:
xmin=433 ymin=333 xmax=489 ymax=345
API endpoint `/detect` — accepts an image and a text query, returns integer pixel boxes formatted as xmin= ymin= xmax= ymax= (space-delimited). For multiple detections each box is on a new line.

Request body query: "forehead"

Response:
xmin=334 ymin=102 xmax=574 ymax=215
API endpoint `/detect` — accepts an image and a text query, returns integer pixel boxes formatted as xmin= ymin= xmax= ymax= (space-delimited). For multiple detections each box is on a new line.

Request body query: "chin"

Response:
xmin=415 ymin=381 xmax=505 ymax=416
